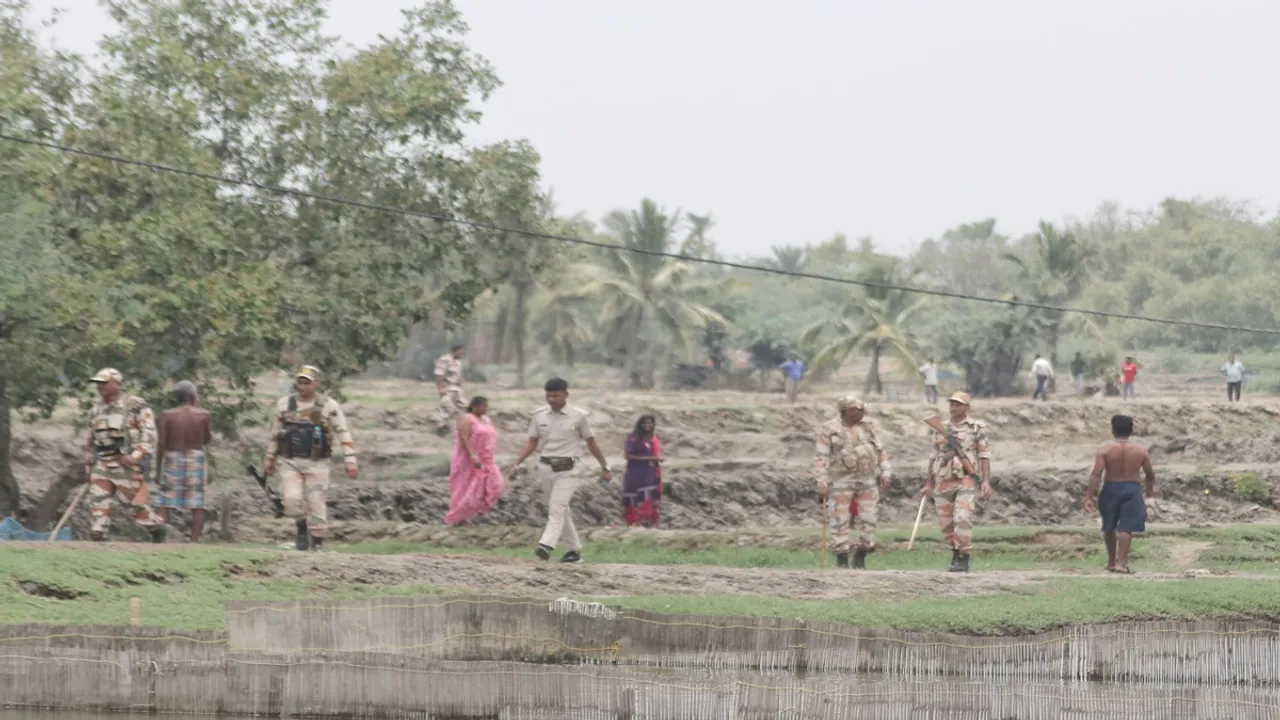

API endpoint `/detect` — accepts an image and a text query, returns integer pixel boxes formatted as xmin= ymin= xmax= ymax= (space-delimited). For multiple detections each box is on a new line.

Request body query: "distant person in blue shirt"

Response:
xmin=779 ymin=355 xmax=806 ymax=405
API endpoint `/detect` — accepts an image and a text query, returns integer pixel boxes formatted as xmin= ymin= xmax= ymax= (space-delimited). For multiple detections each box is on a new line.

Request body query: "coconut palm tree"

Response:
xmin=801 ymin=258 xmax=925 ymax=394
xmin=768 ymin=245 xmax=807 ymax=273
xmin=1004 ymin=220 xmax=1098 ymax=366
xmin=578 ymin=199 xmax=727 ymax=386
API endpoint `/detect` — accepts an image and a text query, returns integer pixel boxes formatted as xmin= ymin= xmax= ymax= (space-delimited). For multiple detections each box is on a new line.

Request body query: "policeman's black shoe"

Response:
xmin=835 ymin=553 xmax=849 ymax=568
xmin=535 ymin=544 xmax=552 ymax=561
xmin=89 ymin=531 xmax=107 ymax=542
xmin=295 ymin=520 xmax=310 ymax=551
xmin=149 ymin=526 xmax=168 ymax=544
xmin=559 ymin=551 xmax=583 ymax=564
xmin=949 ymin=554 xmax=970 ymax=573
xmin=309 ymin=536 xmax=324 ymax=552
xmin=852 ymin=548 xmax=868 ymax=569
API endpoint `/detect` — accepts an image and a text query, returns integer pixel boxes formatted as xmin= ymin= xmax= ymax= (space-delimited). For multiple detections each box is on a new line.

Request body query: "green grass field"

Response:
xmin=2 ymin=523 xmax=1278 ymax=634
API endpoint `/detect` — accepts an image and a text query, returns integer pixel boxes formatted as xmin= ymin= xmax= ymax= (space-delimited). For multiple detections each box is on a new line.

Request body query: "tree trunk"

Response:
xmin=621 ymin=307 xmax=645 ymax=388
xmin=33 ymin=464 xmax=85 ymax=531
xmin=863 ymin=345 xmax=883 ymax=395
xmin=513 ymin=278 xmax=528 ymax=388
xmin=1046 ymin=316 xmax=1061 ymax=393
xmin=0 ymin=377 xmax=21 ymax=519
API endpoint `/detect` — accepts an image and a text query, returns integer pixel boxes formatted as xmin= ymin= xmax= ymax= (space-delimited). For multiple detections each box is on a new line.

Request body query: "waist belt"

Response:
xmin=540 ymin=457 xmax=576 ymax=472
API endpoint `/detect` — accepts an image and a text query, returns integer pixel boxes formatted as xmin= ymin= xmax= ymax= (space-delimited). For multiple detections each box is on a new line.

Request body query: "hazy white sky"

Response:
xmin=25 ymin=0 xmax=1280 ymax=256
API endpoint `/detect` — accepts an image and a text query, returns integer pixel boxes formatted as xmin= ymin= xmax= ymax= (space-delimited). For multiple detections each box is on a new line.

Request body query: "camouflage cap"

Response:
xmin=296 ymin=365 xmax=322 ymax=382
xmin=836 ymin=395 xmax=866 ymax=412
xmin=90 ymin=368 xmax=123 ymax=384
xmin=949 ymin=391 xmax=972 ymax=406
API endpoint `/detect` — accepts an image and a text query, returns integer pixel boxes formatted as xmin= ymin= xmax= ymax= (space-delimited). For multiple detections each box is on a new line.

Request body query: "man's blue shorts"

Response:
xmin=1099 ymin=481 xmax=1146 ymax=534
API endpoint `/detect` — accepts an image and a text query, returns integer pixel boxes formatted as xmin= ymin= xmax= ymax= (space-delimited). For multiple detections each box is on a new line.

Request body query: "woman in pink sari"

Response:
xmin=444 ymin=396 xmax=505 ymax=525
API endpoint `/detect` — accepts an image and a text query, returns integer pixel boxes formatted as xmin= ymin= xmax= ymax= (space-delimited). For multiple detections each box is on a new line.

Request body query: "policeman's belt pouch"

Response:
xmin=541 ymin=457 xmax=576 ymax=472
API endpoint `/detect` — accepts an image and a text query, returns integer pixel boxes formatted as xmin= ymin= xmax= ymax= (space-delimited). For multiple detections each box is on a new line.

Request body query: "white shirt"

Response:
xmin=1222 ymin=362 xmax=1245 ymax=383
xmin=919 ymin=364 xmax=938 ymax=385
xmin=526 ymin=404 xmax=594 ymax=458
xmin=1031 ymin=358 xmax=1054 ymax=378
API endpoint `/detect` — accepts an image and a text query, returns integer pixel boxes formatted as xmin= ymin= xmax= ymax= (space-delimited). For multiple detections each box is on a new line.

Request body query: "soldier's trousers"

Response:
xmin=828 ymin=479 xmax=879 ymax=553
xmin=279 ymin=458 xmax=330 ymax=537
xmin=88 ymin=463 xmax=165 ymax=537
xmin=434 ymin=385 xmax=465 ymax=427
xmin=934 ymin=480 xmax=977 ymax=554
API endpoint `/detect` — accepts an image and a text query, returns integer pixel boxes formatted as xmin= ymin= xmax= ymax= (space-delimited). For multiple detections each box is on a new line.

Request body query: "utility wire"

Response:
xmin=3 ymin=131 xmax=1278 ymax=337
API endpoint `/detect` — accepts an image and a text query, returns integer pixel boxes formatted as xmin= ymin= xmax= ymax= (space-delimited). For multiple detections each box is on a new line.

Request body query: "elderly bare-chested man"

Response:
xmin=1083 ymin=415 xmax=1156 ymax=574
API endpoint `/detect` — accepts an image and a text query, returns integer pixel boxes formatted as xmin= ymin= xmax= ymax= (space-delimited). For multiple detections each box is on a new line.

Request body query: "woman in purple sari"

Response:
xmin=622 ymin=415 xmax=663 ymax=527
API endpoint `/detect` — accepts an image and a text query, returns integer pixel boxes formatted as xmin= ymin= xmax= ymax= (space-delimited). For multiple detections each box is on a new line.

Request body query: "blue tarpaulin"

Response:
xmin=0 ymin=516 xmax=72 ymax=542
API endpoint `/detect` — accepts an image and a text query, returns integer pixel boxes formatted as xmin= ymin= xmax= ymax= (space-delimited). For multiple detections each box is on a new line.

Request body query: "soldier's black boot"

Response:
xmin=835 ymin=553 xmax=849 ymax=568
xmin=950 ymin=553 xmax=970 ymax=573
xmin=947 ymin=549 xmax=960 ymax=571
xmin=309 ymin=536 xmax=324 ymax=552
xmin=295 ymin=520 xmax=310 ymax=551
xmin=852 ymin=548 xmax=868 ymax=569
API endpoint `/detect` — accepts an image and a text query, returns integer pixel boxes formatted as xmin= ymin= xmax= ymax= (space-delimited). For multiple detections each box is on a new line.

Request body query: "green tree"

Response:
xmin=1003 ymin=220 xmax=1097 ymax=366
xmin=583 ymin=199 xmax=726 ymax=386
xmin=802 ymin=258 xmax=924 ymax=394
xmin=768 ymin=245 xmax=807 ymax=273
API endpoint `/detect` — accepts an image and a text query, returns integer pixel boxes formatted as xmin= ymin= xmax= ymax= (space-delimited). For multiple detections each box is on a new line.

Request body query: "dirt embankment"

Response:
xmin=9 ymin=390 xmax=1280 ymax=540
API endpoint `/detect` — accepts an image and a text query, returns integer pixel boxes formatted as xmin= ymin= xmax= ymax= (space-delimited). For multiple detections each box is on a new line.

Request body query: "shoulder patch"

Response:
xmin=125 ymin=395 xmax=150 ymax=411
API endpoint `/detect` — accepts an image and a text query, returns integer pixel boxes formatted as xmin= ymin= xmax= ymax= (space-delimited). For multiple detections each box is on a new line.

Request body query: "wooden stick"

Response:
xmin=131 ymin=598 xmax=141 ymax=627
xmin=48 ymin=483 xmax=89 ymax=543
xmin=907 ymin=495 xmax=928 ymax=550
xmin=820 ymin=501 xmax=828 ymax=569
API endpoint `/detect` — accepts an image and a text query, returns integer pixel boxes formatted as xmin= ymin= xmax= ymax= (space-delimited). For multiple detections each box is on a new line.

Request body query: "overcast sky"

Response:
xmin=25 ymin=0 xmax=1280 ymax=257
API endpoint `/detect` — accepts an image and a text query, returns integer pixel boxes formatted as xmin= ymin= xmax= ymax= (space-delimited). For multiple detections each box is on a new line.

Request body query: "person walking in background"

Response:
xmin=919 ymin=359 xmax=940 ymax=404
xmin=1030 ymin=355 xmax=1054 ymax=401
xmin=433 ymin=344 xmax=467 ymax=436
xmin=510 ymin=378 xmax=613 ymax=564
xmin=779 ymin=354 xmax=806 ymax=404
xmin=155 ymin=381 xmax=213 ymax=542
xmin=1221 ymin=354 xmax=1245 ymax=402
xmin=1120 ymin=357 xmax=1139 ymax=401
xmin=622 ymin=415 xmax=663 ymax=528
xmin=1070 ymin=352 xmax=1087 ymax=397
xmin=444 ymin=397 xmax=505 ymax=525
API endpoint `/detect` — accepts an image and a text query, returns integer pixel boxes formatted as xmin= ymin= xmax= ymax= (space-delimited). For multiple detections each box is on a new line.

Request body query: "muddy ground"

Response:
xmin=9 ymin=379 xmax=1280 ymax=541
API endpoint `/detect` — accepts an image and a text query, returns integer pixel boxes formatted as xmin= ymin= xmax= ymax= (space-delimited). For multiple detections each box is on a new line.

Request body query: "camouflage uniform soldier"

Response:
xmin=84 ymin=368 xmax=167 ymax=542
xmin=920 ymin=391 xmax=993 ymax=573
xmin=813 ymin=395 xmax=891 ymax=569
xmin=264 ymin=366 xmax=358 ymax=551
xmin=433 ymin=345 xmax=466 ymax=436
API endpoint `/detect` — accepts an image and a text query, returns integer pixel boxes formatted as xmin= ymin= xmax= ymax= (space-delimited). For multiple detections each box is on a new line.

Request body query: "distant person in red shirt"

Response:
xmin=1120 ymin=358 xmax=1139 ymax=401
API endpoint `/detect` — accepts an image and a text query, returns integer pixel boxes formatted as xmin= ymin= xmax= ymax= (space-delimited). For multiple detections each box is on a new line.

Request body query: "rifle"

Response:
xmin=922 ymin=415 xmax=977 ymax=479
xmin=247 ymin=464 xmax=286 ymax=519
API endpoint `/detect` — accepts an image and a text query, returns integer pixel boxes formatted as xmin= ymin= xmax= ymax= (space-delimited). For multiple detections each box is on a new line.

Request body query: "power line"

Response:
xmin=3 ymin=131 xmax=1278 ymax=337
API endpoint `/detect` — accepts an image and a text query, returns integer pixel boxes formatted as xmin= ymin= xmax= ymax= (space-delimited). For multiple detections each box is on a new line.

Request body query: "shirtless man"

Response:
xmin=1083 ymin=415 xmax=1155 ymax=574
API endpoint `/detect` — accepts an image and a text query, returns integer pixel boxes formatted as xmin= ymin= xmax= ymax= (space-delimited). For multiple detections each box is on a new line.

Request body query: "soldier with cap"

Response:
xmin=264 ymin=365 xmax=358 ymax=551
xmin=919 ymin=391 xmax=993 ymax=573
xmin=84 ymin=368 xmax=168 ymax=542
xmin=812 ymin=395 xmax=891 ymax=569
xmin=433 ymin=344 xmax=467 ymax=436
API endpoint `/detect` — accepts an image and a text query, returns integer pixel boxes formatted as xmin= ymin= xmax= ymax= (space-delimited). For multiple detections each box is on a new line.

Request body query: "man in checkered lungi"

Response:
xmin=155 ymin=381 xmax=213 ymax=542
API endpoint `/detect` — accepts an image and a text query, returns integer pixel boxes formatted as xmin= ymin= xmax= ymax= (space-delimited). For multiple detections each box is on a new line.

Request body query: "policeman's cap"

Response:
xmin=836 ymin=395 xmax=866 ymax=411
xmin=90 ymin=368 xmax=123 ymax=384
xmin=296 ymin=365 xmax=322 ymax=382
xmin=949 ymin=391 xmax=972 ymax=406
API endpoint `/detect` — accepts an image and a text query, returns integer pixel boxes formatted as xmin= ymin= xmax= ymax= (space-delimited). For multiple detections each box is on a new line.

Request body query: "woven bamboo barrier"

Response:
xmin=225 ymin=596 xmax=1280 ymax=685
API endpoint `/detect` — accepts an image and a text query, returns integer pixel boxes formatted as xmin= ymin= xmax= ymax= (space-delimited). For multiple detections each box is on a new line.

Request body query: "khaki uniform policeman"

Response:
xmin=84 ymin=368 xmax=167 ymax=541
xmin=920 ymin=391 xmax=993 ymax=573
xmin=264 ymin=366 xmax=358 ymax=551
xmin=510 ymin=378 xmax=612 ymax=564
xmin=433 ymin=345 xmax=466 ymax=436
xmin=813 ymin=395 xmax=891 ymax=568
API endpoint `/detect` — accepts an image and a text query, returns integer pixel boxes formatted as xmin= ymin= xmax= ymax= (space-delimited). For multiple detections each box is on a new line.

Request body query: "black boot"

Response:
xmin=947 ymin=549 xmax=960 ymax=571
xmin=149 ymin=526 xmax=168 ymax=544
xmin=309 ymin=536 xmax=324 ymax=552
xmin=950 ymin=554 xmax=970 ymax=573
xmin=852 ymin=548 xmax=867 ymax=569
xmin=295 ymin=520 xmax=310 ymax=551
xmin=835 ymin=553 xmax=849 ymax=568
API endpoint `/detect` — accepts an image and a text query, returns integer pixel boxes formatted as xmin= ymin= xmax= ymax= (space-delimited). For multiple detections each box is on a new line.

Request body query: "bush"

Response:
xmin=1230 ymin=472 xmax=1270 ymax=505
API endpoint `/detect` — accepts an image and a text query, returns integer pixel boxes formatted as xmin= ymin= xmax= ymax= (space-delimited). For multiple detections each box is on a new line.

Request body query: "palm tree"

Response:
xmin=1003 ymin=220 xmax=1098 ymax=366
xmin=579 ymin=199 xmax=727 ymax=387
xmin=768 ymin=245 xmax=807 ymax=273
xmin=802 ymin=258 xmax=925 ymax=394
